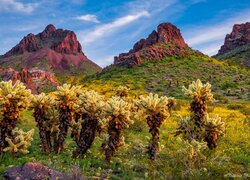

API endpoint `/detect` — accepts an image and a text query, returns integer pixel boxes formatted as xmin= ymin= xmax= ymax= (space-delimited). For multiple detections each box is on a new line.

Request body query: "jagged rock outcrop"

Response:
xmin=3 ymin=162 xmax=85 ymax=180
xmin=1 ymin=67 xmax=59 ymax=93
xmin=4 ymin=24 xmax=83 ymax=57
xmin=215 ymin=22 xmax=250 ymax=68
xmin=218 ymin=22 xmax=250 ymax=54
xmin=113 ymin=23 xmax=189 ymax=68
xmin=0 ymin=24 xmax=101 ymax=72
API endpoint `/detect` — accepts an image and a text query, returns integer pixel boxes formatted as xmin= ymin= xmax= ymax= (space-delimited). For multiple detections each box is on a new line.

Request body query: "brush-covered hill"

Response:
xmin=0 ymin=24 xmax=101 ymax=93
xmin=214 ymin=22 xmax=250 ymax=68
xmin=83 ymin=23 xmax=250 ymax=102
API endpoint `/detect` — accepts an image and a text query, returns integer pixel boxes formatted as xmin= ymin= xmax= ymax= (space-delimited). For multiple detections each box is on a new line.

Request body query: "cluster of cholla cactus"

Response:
xmin=54 ymin=84 xmax=82 ymax=153
xmin=136 ymin=93 xmax=170 ymax=160
xmin=101 ymin=96 xmax=133 ymax=163
xmin=0 ymin=81 xmax=31 ymax=155
xmin=31 ymin=93 xmax=55 ymax=154
xmin=175 ymin=79 xmax=225 ymax=149
xmin=115 ymin=86 xmax=130 ymax=98
xmin=73 ymin=90 xmax=106 ymax=158
xmin=4 ymin=128 xmax=34 ymax=157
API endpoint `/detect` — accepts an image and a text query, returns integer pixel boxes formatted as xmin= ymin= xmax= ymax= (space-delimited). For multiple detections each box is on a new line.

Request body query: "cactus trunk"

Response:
xmin=0 ymin=109 xmax=19 ymax=154
xmin=147 ymin=113 xmax=165 ymax=160
xmin=56 ymin=107 xmax=71 ymax=153
xmin=73 ymin=114 xmax=98 ymax=158
xmin=103 ymin=119 xmax=121 ymax=163
xmin=34 ymin=108 xmax=52 ymax=154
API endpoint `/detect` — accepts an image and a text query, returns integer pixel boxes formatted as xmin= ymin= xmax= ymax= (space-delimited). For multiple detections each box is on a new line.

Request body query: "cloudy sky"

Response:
xmin=0 ymin=0 xmax=250 ymax=67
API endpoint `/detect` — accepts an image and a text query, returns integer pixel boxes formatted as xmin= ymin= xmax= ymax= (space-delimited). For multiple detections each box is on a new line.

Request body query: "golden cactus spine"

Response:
xmin=3 ymin=128 xmax=34 ymax=158
xmin=0 ymin=81 xmax=31 ymax=155
xmin=101 ymin=96 xmax=133 ymax=163
xmin=136 ymin=93 xmax=170 ymax=160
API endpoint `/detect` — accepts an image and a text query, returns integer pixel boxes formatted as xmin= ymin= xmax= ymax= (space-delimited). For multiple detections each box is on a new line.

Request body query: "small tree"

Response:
xmin=31 ymin=93 xmax=55 ymax=154
xmin=137 ymin=93 xmax=170 ymax=160
xmin=54 ymin=84 xmax=82 ymax=153
xmin=102 ymin=96 xmax=133 ymax=163
xmin=0 ymin=81 xmax=31 ymax=155
xmin=73 ymin=90 xmax=106 ymax=158
xmin=4 ymin=128 xmax=34 ymax=158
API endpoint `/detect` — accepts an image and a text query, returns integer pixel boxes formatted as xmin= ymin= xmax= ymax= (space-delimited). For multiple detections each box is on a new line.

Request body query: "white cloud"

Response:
xmin=80 ymin=11 xmax=150 ymax=45
xmin=0 ymin=0 xmax=38 ymax=14
xmin=75 ymin=14 xmax=100 ymax=23
xmin=185 ymin=9 xmax=250 ymax=55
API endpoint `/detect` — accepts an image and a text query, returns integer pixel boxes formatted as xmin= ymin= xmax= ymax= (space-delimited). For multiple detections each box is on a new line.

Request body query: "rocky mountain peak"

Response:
xmin=112 ymin=22 xmax=189 ymax=68
xmin=3 ymin=24 xmax=83 ymax=57
xmin=218 ymin=22 xmax=250 ymax=54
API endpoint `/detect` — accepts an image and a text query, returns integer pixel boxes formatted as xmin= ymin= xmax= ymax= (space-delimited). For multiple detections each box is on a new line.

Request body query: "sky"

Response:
xmin=0 ymin=0 xmax=250 ymax=67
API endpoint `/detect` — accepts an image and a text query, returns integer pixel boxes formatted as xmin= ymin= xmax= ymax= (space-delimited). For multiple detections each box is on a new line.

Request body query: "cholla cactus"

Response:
xmin=203 ymin=115 xmax=225 ymax=149
xmin=101 ymin=96 xmax=133 ymax=162
xmin=31 ymin=93 xmax=55 ymax=154
xmin=177 ymin=138 xmax=207 ymax=169
xmin=0 ymin=81 xmax=31 ymax=155
xmin=174 ymin=116 xmax=197 ymax=140
xmin=73 ymin=90 xmax=106 ymax=158
xmin=4 ymin=128 xmax=34 ymax=157
xmin=54 ymin=84 xmax=82 ymax=153
xmin=136 ymin=93 xmax=169 ymax=160
xmin=115 ymin=86 xmax=130 ymax=98
xmin=182 ymin=79 xmax=214 ymax=128
xmin=167 ymin=97 xmax=176 ymax=115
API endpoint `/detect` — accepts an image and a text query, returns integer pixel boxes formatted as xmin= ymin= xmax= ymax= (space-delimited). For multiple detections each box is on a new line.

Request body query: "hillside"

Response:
xmin=81 ymin=23 xmax=250 ymax=102
xmin=214 ymin=22 xmax=250 ymax=68
xmin=84 ymin=53 xmax=250 ymax=102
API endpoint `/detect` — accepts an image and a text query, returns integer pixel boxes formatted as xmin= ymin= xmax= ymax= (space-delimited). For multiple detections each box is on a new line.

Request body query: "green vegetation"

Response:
xmin=82 ymin=54 xmax=250 ymax=102
xmin=0 ymin=79 xmax=249 ymax=179
xmin=214 ymin=44 xmax=250 ymax=68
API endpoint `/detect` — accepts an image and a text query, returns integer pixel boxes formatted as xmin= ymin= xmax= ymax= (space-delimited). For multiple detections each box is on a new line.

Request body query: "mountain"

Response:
xmin=106 ymin=23 xmax=191 ymax=69
xmin=85 ymin=23 xmax=250 ymax=102
xmin=214 ymin=22 xmax=250 ymax=67
xmin=0 ymin=24 xmax=101 ymax=93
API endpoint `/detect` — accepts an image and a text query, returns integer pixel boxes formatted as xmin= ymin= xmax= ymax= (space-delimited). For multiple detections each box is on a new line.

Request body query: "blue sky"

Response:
xmin=0 ymin=0 xmax=250 ymax=67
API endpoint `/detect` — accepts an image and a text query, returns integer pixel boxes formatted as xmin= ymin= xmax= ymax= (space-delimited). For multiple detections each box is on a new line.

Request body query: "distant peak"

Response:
xmin=44 ymin=24 xmax=56 ymax=33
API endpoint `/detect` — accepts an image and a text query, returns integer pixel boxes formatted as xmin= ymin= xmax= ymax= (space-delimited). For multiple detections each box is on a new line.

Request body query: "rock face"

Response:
xmin=1 ymin=67 xmax=59 ymax=93
xmin=113 ymin=23 xmax=189 ymax=68
xmin=218 ymin=22 xmax=250 ymax=54
xmin=3 ymin=162 xmax=85 ymax=180
xmin=215 ymin=22 xmax=250 ymax=68
xmin=0 ymin=24 xmax=101 ymax=72
xmin=4 ymin=24 xmax=83 ymax=57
